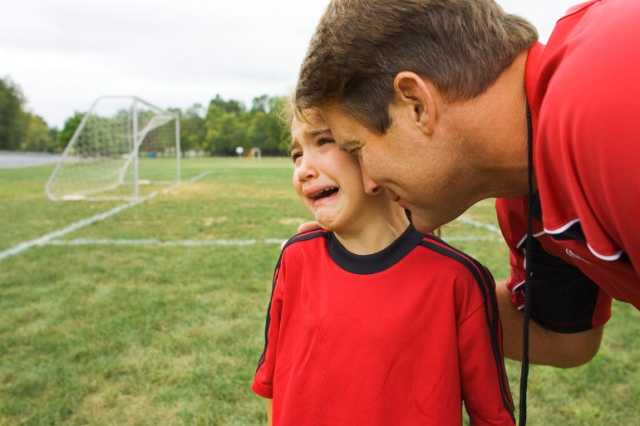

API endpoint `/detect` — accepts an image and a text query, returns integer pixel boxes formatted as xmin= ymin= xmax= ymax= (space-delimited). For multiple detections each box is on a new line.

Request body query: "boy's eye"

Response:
xmin=291 ymin=151 xmax=302 ymax=162
xmin=317 ymin=137 xmax=335 ymax=146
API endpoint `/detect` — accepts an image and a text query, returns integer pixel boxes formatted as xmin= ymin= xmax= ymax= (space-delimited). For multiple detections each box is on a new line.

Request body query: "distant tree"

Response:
xmin=268 ymin=96 xmax=291 ymax=153
xmin=247 ymin=95 xmax=290 ymax=155
xmin=208 ymin=94 xmax=245 ymax=115
xmin=21 ymin=114 xmax=54 ymax=152
xmin=48 ymin=127 xmax=59 ymax=151
xmin=204 ymin=95 xmax=249 ymax=155
xmin=251 ymin=94 xmax=270 ymax=113
xmin=206 ymin=113 xmax=250 ymax=155
xmin=57 ymin=112 xmax=84 ymax=151
xmin=1 ymin=79 xmax=295 ymax=156
xmin=180 ymin=104 xmax=206 ymax=153
xmin=0 ymin=77 xmax=28 ymax=150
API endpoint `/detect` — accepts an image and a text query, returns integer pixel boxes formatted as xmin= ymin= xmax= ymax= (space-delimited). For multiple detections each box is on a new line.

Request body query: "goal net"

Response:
xmin=46 ymin=96 xmax=181 ymax=201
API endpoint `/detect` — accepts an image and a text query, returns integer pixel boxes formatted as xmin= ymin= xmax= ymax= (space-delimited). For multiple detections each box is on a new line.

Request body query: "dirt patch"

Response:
xmin=73 ymin=389 xmax=182 ymax=424
xmin=203 ymin=217 xmax=228 ymax=226
xmin=173 ymin=182 xmax=217 ymax=198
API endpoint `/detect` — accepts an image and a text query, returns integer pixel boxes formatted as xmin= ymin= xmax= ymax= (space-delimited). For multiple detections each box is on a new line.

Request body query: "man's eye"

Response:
xmin=346 ymin=146 xmax=362 ymax=157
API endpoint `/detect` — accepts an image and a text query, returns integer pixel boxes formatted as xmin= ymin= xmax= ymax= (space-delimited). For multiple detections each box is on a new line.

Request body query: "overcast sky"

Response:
xmin=1 ymin=0 xmax=581 ymax=128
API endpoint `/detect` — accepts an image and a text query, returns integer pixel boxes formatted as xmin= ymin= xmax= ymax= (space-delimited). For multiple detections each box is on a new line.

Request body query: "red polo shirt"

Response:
xmin=253 ymin=227 xmax=514 ymax=425
xmin=497 ymin=0 xmax=640 ymax=331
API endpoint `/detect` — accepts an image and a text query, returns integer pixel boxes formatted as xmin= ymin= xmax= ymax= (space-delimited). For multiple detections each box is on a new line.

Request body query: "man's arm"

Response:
xmin=496 ymin=279 xmax=604 ymax=368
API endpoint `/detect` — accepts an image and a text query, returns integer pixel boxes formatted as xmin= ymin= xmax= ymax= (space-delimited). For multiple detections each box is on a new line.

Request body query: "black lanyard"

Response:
xmin=518 ymin=107 xmax=534 ymax=426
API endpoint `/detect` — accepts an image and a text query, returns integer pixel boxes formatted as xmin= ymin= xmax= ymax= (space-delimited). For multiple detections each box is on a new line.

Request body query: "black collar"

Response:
xmin=326 ymin=224 xmax=423 ymax=275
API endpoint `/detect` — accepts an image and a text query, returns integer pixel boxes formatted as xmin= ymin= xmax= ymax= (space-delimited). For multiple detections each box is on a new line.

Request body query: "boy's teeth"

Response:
xmin=312 ymin=186 xmax=339 ymax=200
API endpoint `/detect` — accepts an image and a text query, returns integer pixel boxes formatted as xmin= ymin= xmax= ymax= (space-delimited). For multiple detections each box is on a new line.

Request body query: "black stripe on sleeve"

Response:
xmin=420 ymin=236 xmax=515 ymax=421
xmin=255 ymin=230 xmax=326 ymax=371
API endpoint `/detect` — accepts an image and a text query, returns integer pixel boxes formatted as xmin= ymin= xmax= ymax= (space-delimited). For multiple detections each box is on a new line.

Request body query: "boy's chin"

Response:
xmin=314 ymin=217 xmax=337 ymax=231
xmin=313 ymin=212 xmax=342 ymax=232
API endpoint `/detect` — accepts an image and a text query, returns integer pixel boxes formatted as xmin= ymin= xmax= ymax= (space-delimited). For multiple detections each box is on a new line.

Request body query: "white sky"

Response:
xmin=1 ymin=0 xmax=581 ymax=128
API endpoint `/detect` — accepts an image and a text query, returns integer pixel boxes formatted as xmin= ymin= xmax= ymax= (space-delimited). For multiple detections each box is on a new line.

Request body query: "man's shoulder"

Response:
xmin=560 ymin=0 xmax=598 ymax=20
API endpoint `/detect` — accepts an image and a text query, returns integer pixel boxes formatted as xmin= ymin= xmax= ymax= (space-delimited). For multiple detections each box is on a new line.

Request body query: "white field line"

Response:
xmin=46 ymin=238 xmax=286 ymax=247
xmin=0 ymin=172 xmax=211 ymax=262
xmin=0 ymin=192 xmax=159 ymax=261
xmin=188 ymin=171 xmax=211 ymax=183
xmin=3 ymin=168 xmax=499 ymax=258
xmin=44 ymin=234 xmax=498 ymax=248
xmin=456 ymin=215 xmax=502 ymax=235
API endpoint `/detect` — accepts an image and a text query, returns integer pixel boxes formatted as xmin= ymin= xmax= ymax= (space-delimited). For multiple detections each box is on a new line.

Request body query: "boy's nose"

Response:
xmin=296 ymin=157 xmax=318 ymax=182
xmin=361 ymin=166 xmax=381 ymax=195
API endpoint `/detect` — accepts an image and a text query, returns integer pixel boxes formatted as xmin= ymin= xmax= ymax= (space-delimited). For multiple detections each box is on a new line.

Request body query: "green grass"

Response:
xmin=1 ymin=157 xmax=638 ymax=425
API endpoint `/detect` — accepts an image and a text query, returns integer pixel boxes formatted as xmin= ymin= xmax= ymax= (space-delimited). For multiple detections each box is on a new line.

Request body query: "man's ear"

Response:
xmin=393 ymin=71 xmax=438 ymax=136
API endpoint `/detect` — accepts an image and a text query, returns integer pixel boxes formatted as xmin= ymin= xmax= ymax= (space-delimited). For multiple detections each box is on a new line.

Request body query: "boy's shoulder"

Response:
xmin=416 ymin=234 xmax=498 ymax=317
xmin=414 ymin=234 xmax=494 ymax=284
xmin=282 ymin=227 xmax=328 ymax=250
xmin=279 ymin=227 xmax=329 ymax=260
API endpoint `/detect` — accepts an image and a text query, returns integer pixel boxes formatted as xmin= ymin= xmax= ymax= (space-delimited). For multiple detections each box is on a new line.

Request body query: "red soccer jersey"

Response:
xmin=497 ymin=0 xmax=640 ymax=330
xmin=253 ymin=226 xmax=514 ymax=426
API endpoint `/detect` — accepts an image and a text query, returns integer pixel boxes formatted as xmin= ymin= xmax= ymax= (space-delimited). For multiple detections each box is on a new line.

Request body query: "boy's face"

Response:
xmin=290 ymin=110 xmax=383 ymax=232
xmin=322 ymin=102 xmax=465 ymax=233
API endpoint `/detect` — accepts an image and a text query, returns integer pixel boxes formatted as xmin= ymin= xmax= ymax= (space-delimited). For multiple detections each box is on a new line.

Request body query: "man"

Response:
xmin=294 ymin=0 xmax=640 ymax=368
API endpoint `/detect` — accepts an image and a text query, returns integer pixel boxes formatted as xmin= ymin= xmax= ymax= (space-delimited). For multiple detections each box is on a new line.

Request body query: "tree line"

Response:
xmin=0 ymin=77 xmax=61 ymax=153
xmin=0 ymin=76 xmax=291 ymax=156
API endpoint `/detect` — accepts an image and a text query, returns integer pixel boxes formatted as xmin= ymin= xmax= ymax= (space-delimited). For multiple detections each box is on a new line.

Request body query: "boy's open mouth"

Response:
xmin=308 ymin=186 xmax=339 ymax=201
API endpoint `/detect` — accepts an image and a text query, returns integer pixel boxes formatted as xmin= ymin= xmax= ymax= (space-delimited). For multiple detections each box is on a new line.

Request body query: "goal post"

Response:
xmin=46 ymin=96 xmax=181 ymax=201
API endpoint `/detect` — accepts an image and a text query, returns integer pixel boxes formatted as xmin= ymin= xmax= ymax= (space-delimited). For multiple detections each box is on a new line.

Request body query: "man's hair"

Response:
xmin=295 ymin=0 xmax=538 ymax=133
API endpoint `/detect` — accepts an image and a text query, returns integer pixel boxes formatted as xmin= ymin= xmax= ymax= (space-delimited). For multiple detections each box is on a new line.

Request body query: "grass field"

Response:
xmin=0 ymin=157 xmax=638 ymax=425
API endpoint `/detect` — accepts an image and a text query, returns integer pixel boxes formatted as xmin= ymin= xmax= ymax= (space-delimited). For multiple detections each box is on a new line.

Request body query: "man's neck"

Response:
xmin=451 ymin=50 xmax=532 ymax=200
xmin=333 ymin=207 xmax=410 ymax=256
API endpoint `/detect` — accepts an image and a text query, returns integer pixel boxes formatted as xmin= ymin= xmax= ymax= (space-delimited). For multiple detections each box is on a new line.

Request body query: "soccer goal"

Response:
xmin=46 ymin=96 xmax=181 ymax=201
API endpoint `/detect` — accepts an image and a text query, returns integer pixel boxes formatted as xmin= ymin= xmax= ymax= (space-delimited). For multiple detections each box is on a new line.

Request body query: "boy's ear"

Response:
xmin=393 ymin=71 xmax=438 ymax=136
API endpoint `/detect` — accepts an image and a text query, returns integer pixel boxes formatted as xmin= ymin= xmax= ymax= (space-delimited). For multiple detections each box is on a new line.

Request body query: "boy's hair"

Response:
xmin=281 ymin=95 xmax=296 ymax=128
xmin=282 ymin=95 xmax=307 ymax=153
xmin=284 ymin=97 xmax=325 ymax=152
xmin=295 ymin=0 xmax=538 ymax=133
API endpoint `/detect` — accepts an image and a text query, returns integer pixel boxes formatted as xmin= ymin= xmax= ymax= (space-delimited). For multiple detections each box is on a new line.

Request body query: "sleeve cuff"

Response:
xmin=252 ymin=380 xmax=273 ymax=399
xmin=509 ymin=276 xmax=611 ymax=334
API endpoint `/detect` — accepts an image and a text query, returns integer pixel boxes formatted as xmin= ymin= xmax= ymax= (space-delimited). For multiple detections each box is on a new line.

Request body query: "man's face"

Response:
xmin=322 ymin=101 xmax=467 ymax=233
